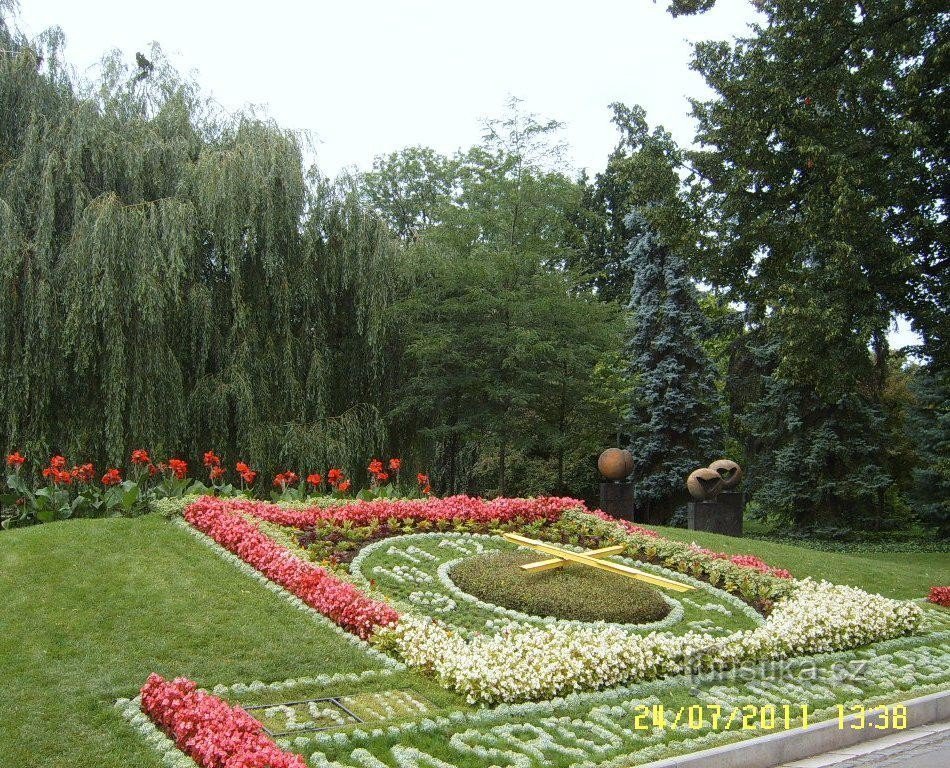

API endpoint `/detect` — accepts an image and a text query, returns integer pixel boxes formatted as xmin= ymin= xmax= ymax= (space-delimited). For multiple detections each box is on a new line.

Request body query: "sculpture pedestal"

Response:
xmin=687 ymin=493 xmax=744 ymax=537
xmin=599 ymin=482 xmax=636 ymax=521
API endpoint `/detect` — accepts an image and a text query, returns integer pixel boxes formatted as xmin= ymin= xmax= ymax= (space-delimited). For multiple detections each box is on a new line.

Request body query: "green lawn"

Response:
xmin=648 ymin=524 xmax=950 ymax=599
xmin=1 ymin=514 xmax=947 ymax=768
xmin=0 ymin=515 xmax=388 ymax=768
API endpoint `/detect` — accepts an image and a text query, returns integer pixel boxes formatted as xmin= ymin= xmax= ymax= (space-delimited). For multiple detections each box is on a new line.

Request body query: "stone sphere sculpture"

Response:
xmin=686 ymin=467 xmax=724 ymax=501
xmin=598 ymin=448 xmax=634 ymax=481
xmin=709 ymin=459 xmax=743 ymax=490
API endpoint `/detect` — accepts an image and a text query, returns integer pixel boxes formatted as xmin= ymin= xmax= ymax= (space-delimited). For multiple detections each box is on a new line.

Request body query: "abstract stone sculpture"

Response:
xmin=687 ymin=459 xmax=743 ymax=500
xmin=709 ymin=458 xmax=743 ymax=490
xmin=686 ymin=467 xmax=724 ymax=501
xmin=598 ymin=448 xmax=634 ymax=481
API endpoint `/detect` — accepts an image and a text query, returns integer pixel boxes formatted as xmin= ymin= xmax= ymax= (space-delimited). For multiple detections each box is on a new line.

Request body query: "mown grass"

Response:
xmin=0 ymin=515 xmax=403 ymax=767
xmin=649 ymin=524 xmax=950 ymax=599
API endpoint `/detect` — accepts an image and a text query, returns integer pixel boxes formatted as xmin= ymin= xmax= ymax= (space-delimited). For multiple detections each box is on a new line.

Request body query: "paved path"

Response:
xmin=777 ymin=722 xmax=950 ymax=767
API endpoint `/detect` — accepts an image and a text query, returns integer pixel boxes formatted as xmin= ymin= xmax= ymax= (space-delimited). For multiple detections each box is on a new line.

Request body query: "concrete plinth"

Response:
xmin=599 ymin=482 xmax=636 ymax=521
xmin=687 ymin=494 xmax=744 ymax=537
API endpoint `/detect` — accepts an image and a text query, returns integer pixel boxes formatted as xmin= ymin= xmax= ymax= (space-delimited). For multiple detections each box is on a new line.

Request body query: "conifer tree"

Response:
xmin=624 ymin=210 xmax=724 ymax=523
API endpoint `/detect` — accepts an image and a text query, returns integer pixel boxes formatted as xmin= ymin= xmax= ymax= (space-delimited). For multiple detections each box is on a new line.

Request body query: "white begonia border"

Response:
xmin=350 ymin=532 xmax=762 ymax=636
xmin=174 ymin=519 xmax=404 ymax=671
xmin=380 ymin=578 xmax=924 ymax=704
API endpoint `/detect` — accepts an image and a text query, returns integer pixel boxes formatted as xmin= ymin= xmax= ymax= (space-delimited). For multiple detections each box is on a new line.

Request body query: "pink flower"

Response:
xmin=929 ymin=586 xmax=950 ymax=607
xmin=140 ymin=673 xmax=306 ymax=768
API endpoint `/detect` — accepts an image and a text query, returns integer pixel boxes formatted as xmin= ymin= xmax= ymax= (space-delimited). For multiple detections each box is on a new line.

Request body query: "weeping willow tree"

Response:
xmin=0 ymin=12 xmax=397 ymax=477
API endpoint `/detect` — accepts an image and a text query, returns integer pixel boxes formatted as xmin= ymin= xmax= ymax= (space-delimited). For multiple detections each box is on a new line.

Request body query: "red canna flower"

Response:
xmin=307 ymin=473 xmax=323 ymax=488
xmin=367 ymin=458 xmax=384 ymax=475
xmin=167 ymin=458 xmax=188 ymax=480
xmin=327 ymin=468 xmax=344 ymax=486
xmin=273 ymin=471 xmax=299 ymax=488
xmin=209 ymin=465 xmax=225 ymax=481
xmin=6 ymin=452 xmax=25 ymax=469
xmin=71 ymin=463 xmax=95 ymax=484
xmin=102 ymin=468 xmax=122 ymax=486
xmin=376 ymin=471 xmax=389 ymax=483
xmin=416 ymin=472 xmax=430 ymax=486
xmin=49 ymin=455 xmax=67 ymax=470
xmin=131 ymin=449 xmax=150 ymax=466
xmin=203 ymin=451 xmax=222 ymax=469
xmin=236 ymin=461 xmax=257 ymax=485
xmin=388 ymin=458 xmax=401 ymax=472
xmin=337 ymin=479 xmax=351 ymax=493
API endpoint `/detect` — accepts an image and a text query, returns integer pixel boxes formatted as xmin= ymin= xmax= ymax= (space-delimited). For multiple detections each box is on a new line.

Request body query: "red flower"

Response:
xmin=337 ymin=479 xmax=351 ymax=493
xmin=367 ymin=458 xmax=384 ymax=475
xmin=273 ymin=471 xmax=299 ymax=488
xmin=236 ymin=461 xmax=257 ymax=485
xmin=140 ymin=673 xmax=308 ymax=768
xmin=307 ymin=473 xmax=323 ymax=488
xmin=202 ymin=451 xmax=221 ymax=469
xmin=42 ymin=456 xmax=72 ymax=485
xmin=327 ymin=468 xmax=344 ymax=486
xmin=6 ymin=452 xmax=25 ymax=469
xmin=102 ymin=468 xmax=122 ymax=486
xmin=416 ymin=472 xmax=430 ymax=486
xmin=209 ymin=466 xmax=225 ymax=481
xmin=71 ymin=463 xmax=95 ymax=484
xmin=929 ymin=586 xmax=950 ymax=607
xmin=375 ymin=471 xmax=389 ymax=483
xmin=388 ymin=458 xmax=402 ymax=471
xmin=167 ymin=458 xmax=188 ymax=480
xmin=131 ymin=449 xmax=150 ymax=466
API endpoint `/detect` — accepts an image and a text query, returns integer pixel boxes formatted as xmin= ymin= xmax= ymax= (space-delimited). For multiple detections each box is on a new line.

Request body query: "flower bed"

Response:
xmin=929 ymin=586 xmax=950 ymax=607
xmin=140 ymin=673 xmax=306 ymax=768
xmin=180 ymin=496 xmax=922 ymax=705
xmin=379 ymin=579 xmax=923 ymax=703
xmin=235 ymin=494 xmax=585 ymax=529
xmin=185 ymin=497 xmax=399 ymax=639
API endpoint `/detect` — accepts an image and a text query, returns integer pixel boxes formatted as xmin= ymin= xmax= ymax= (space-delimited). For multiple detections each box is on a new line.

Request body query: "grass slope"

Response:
xmin=0 ymin=515 xmax=386 ymax=768
xmin=649 ymin=524 xmax=950 ymax=599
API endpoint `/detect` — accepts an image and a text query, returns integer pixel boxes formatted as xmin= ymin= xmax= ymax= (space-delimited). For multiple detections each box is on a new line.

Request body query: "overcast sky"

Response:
xmin=13 ymin=0 xmax=921 ymax=348
xmin=17 ymin=0 xmax=761 ymax=177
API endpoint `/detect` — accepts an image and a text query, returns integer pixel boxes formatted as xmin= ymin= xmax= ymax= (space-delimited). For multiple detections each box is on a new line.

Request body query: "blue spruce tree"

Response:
xmin=625 ymin=210 xmax=724 ymax=523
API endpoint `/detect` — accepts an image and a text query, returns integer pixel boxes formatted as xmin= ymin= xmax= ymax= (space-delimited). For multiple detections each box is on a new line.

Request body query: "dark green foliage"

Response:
xmin=450 ymin=549 xmax=672 ymax=624
xmin=0 ymin=23 xmax=394 ymax=478
xmin=368 ymin=102 xmax=622 ymax=498
xmin=906 ymin=367 xmax=950 ymax=536
xmin=625 ymin=211 xmax=724 ymax=522
xmin=688 ymin=0 xmax=949 ymax=369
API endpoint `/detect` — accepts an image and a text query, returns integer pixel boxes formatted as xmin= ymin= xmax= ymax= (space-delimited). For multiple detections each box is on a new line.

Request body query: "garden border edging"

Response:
xmin=633 ymin=689 xmax=950 ymax=768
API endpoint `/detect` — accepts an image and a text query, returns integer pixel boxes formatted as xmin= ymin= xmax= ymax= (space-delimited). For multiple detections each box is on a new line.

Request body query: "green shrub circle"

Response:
xmin=449 ymin=549 xmax=672 ymax=625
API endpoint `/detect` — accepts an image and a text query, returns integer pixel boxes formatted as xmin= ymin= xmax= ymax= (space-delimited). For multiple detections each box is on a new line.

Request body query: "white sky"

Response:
xmin=13 ymin=0 xmax=922 ymax=348
xmin=16 ymin=0 xmax=760 ymax=177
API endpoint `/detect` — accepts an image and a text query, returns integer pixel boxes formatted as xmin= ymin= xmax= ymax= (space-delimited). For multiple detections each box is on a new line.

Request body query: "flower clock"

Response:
xmin=123 ymin=494 xmax=946 ymax=768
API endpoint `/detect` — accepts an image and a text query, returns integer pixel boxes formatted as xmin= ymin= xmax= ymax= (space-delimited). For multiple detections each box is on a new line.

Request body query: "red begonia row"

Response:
xmin=184 ymin=497 xmax=399 ymax=638
xmin=233 ymin=494 xmax=588 ymax=529
xmin=140 ymin=673 xmax=306 ymax=768
xmin=929 ymin=586 xmax=950 ymax=607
